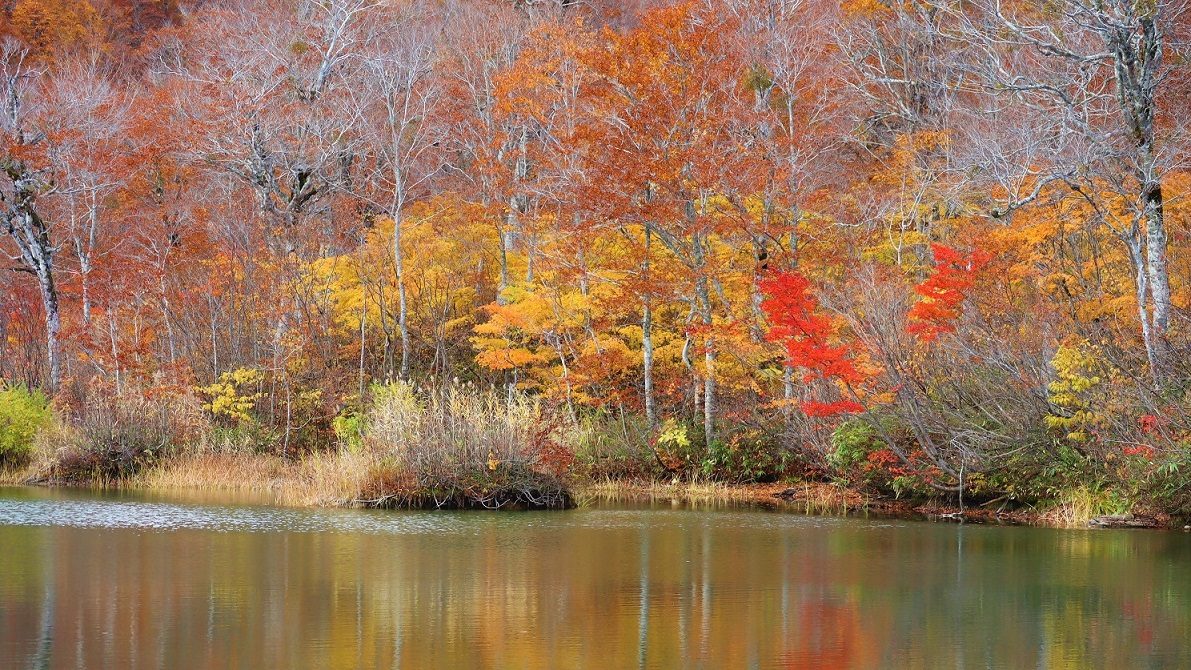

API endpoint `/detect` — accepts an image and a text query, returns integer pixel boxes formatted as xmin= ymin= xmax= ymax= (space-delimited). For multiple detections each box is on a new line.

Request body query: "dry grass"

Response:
xmin=580 ymin=478 xmax=843 ymax=508
xmin=0 ymin=466 xmax=33 ymax=486
xmin=5 ymin=382 xmax=575 ymax=510
xmin=355 ymin=382 xmax=573 ymax=509
xmin=776 ymin=480 xmax=870 ymax=515
xmin=135 ymin=453 xmax=287 ymax=491
xmin=580 ymin=477 xmax=762 ymax=502
xmin=276 ymin=450 xmax=373 ymax=507
xmin=4 ymin=451 xmax=1149 ymax=528
xmin=130 ymin=451 xmax=377 ymax=507
xmin=1036 ymin=485 xmax=1133 ymax=528
xmin=0 ymin=420 xmax=78 ymax=486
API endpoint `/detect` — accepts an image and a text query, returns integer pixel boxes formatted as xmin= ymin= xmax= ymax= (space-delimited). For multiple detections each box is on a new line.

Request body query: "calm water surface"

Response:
xmin=1 ymin=486 xmax=1189 ymax=669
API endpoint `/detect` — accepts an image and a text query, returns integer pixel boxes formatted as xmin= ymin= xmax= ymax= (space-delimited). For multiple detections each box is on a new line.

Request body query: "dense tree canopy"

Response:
xmin=4 ymin=0 xmax=1191 ymax=500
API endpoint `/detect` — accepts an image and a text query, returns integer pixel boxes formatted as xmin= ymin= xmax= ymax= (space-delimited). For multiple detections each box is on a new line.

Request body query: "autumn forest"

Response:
xmin=3 ymin=0 xmax=1191 ymax=520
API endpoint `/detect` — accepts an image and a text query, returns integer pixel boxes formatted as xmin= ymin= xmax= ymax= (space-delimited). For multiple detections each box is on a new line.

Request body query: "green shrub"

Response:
xmin=700 ymin=429 xmax=787 ymax=483
xmin=0 ymin=384 xmax=52 ymax=467
xmin=202 ymin=424 xmax=278 ymax=454
xmin=571 ymin=412 xmax=657 ymax=480
xmin=653 ymin=419 xmax=704 ymax=474
xmin=332 ymin=410 xmax=364 ymax=453
xmin=828 ymin=418 xmax=882 ymax=474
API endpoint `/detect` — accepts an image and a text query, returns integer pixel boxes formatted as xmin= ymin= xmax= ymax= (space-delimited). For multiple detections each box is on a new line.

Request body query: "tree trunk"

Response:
xmin=358 ymin=295 xmax=367 ymax=400
xmin=701 ymin=306 xmax=715 ymax=448
xmin=642 ymin=225 xmax=656 ymax=429
xmin=80 ymin=268 xmax=91 ymax=327
xmin=3 ymin=166 xmax=61 ymax=391
xmin=160 ymin=276 xmax=177 ymax=366
xmin=1125 ymin=234 xmax=1159 ymax=383
xmin=497 ymin=227 xmax=511 ymax=304
xmin=1143 ymin=178 xmax=1171 ymax=382
xmin=109 ymin=309 xmax=121 ymax=394
xmin=783 ymin=229 xmax=798 ymax=424
xmin=36 ymin=269 xmax=61 ymax=393
xmin=693 ymin=234 xmax=715 ymax=448
xmin=393 ymin=210 xmax=410 ymax=381
xmin=1116 ymin=10 xmax=1170 ymax=382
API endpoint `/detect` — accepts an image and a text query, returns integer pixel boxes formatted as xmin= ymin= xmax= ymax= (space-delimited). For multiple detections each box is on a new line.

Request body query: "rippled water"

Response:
xmin=1 ymin=487 xmax=1189 ymax=669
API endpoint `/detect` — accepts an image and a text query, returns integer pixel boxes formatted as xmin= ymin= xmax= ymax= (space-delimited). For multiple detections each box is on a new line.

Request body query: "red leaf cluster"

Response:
xmin=760 ymin=271 xmax=865 ymax=417
xmin=906 ymin=244 xmax=992 ymax=342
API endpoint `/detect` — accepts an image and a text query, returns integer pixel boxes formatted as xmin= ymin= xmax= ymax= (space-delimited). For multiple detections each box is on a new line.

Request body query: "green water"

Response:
xmin=1 ymin=487 xmax=1188 ymax=669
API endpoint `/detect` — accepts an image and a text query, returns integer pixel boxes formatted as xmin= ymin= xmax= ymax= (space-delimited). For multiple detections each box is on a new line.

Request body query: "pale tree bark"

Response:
xmin=1112 ymin=2 xmax=1173 ymax=378
xmin=47 ymin=60 xmax=128 ymax=341
xmin=301 ymin=0 xmax=386 ymax=100
xmin=692 ymin=230 xmax=715 ymax=447
xmin=356 ymin=18 xmax=443 ymax=381
xmin=959 ymin=0 xmax=1184 ymax=384
xmin=642 ymin=224 xmax=656 ymax=429
xmin=3 ymin=191 xmax=61 ymax=393
xmin=394 ymin=209 xmax=411 ymax=380
xmin=645 ymin=209 xmax=721 ymax=447
xmin=735 ymin=0 xmax=842 ymax=429
xmin=178 ymin=0 xmax=375 ymax=249
xmin=440 ymin=2 xmax=529 ymax=306
xmin=0 ymin=43 xmax=60 ymax=391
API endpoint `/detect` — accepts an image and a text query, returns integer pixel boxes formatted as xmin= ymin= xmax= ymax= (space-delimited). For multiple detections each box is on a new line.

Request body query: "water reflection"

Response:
xmin=1 ymin=489 xmax=1188 ymax=669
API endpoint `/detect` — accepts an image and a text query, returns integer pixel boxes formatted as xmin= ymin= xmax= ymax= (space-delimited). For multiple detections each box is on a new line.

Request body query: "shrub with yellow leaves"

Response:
xmin=198 ymin=368 xmax=264 ymax=424
xmin=1045 ymin=340 xmax=1108 ymax=443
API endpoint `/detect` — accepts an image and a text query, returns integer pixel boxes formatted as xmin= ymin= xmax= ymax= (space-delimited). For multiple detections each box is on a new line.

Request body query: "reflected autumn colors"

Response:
xmin=1 ymin=488 xmax=1189 ymax=669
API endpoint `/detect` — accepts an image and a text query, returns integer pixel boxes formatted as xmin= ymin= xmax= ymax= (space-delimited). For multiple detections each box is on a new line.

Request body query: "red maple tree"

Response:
xmin=760 ymin=271 xmax=865 ymax=417
xmin=906 ymin=244 xmax=992 ymax=342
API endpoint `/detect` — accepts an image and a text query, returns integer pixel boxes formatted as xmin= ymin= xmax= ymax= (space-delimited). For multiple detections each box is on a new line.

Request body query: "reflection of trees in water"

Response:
xmin=636 ymin=525 xmax=648 ymax=669
xmin=31 ymin=531 xmax=53 ymax=670
xmin=1 ymin=512 xmax=1189 ymax=668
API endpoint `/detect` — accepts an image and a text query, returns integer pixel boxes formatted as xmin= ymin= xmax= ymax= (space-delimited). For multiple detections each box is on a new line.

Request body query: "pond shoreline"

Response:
xmin=577 ymin=479 xmax=1182 ymax=529
xmin=4 ymin=452 xmax=1184 ymax=530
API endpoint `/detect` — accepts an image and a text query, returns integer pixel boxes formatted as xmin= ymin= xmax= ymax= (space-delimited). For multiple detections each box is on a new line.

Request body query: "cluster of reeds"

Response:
xmin=355 ymin=381 xmax=574 ymax=509
xmin=42 ymin=382 xmax=205 ymax=485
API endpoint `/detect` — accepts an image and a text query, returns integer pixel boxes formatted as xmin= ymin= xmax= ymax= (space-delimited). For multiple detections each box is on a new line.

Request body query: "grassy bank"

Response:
xmin=5 ymin=453 xmax=1181 ymax=528
xmin=2 ymin=381 xmax=574 ymax=511
xmin=578 ymin=478 xmax=865 ymax=514
xmin=2 ymin=380 xmax=1187 ymax=527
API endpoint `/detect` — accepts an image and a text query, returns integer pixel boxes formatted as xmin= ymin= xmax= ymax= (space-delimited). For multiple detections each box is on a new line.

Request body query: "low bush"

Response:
xmin=332 ymin=409 xmax=364 ymax=453
xmin=828 ymin=418 xmax=882 ymax=477
xmin=571 ymin=412 xmax=658 ymax=481
xmin=200 ymin=424 xmax=278 ymax=454
xmin=0 ymin=383 xmax=53 ymax=467
xmin=699 ymin=428 xmax=788 ymax=483
xmin=355 ymin=381 xmax=574 ymax=509
xmin=652 ymin=419 xmax=703 ymax=474
xmin=587 ymin=416 xmax=789 ymax=483
xmin=52 ymin=386 xmax=205 ymax=484
xmin=198 ymin=367 xmax=330 ymax=455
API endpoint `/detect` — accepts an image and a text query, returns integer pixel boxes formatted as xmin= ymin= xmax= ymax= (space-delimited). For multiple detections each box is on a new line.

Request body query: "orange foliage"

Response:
xmin=7 ymin=0 xmax=105 ymax=56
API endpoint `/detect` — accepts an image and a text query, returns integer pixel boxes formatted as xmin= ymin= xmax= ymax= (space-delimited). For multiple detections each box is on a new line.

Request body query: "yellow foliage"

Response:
xmin=199 ymin=368 xmax=264 ymax=423
xmin=842 ymin=0 xmax=893 ymax=17
xmin=1045 ymin=340 xmax=1108 ymax=442
xmin=304 ymin=195 xmax=500 ymax=364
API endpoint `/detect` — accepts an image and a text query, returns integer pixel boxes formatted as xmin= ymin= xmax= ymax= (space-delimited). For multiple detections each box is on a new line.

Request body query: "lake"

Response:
xmin=1 ymin=487 xmax=1188 ymax=669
